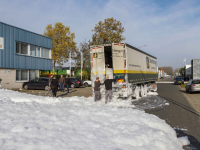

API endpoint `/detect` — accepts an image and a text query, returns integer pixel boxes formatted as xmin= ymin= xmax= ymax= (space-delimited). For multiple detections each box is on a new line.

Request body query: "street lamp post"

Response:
xmin=81 ymin=52 xmax=83 ymax=80
xmin=69 ymin=52 xmax=71 ymax=77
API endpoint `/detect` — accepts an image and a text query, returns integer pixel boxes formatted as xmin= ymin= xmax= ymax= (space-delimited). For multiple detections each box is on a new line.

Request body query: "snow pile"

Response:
xmin=178 ymin=136 xmax=190 ymax=146
xmin=0 ymin=89 xmax=187 ymax=150
xmin=147 ymin=92 xmax=159 ymax=96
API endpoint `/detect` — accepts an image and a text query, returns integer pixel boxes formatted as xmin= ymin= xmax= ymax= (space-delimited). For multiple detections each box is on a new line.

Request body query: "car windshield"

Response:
xmin=176 ymin=77 xmax=182 ymax=81
xmin=192 ymin=80 xmax=200 ymax=84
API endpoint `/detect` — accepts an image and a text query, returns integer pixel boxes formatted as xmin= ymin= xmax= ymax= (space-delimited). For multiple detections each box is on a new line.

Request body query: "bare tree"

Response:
xmin=174 ymin=68 xmax=180 ymax=74
xmin=74 ymin=40 xmax=91 ymax=80
xmin=160 ymin=66 xmax=173 ymax=75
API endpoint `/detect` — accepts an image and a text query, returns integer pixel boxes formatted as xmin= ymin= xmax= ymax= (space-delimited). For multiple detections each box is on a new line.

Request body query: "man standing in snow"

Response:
xmin=94 ymin=77 xmax=104 ymax=102
xmin=49 ymin=75 xmax=53 ymax=91
xmin=65 ymin=75 xmax=70 ymax=93
xmin=104 ymin=75 xmax=116 ymax=104
xmin=50 ymin=76 xmax=59 ymax=97
xmin=59 ymin=75 xmax=65 ymax=92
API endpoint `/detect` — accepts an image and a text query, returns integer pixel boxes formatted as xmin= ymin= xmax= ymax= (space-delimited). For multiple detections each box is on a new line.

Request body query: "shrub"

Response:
xmin=180 ymin=83 xmax=186 ymax=88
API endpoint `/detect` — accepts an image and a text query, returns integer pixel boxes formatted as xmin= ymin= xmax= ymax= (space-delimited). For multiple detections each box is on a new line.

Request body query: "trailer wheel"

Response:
xmin=140 ymin=85 xmax=145 ymax=97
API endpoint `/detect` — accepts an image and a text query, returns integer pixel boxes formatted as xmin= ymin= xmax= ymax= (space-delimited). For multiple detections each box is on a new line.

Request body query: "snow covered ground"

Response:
xmin=0 ymin=89 xmax=189 ymax=150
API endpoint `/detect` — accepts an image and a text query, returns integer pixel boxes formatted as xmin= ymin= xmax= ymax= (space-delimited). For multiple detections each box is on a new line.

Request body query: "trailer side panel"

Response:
xmin=126 ymin=46 xmax=157 ymax=83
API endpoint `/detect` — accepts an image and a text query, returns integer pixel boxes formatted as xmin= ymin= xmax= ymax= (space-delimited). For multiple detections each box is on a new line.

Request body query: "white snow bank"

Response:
xmin=178 ymin=136 xmax=190 ymax=146
xmin=147 ymin=91 xmax=158 ymax=96
xmin=0 ymin=89 xmax=187 ymax=150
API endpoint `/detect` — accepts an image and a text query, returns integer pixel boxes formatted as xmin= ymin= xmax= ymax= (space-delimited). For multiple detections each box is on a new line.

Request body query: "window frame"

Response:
xmin=16 ymin=42 xmax=28 ymax=55
xmin=16 ymin=69 xmax=29 ymax=82
xmin=37 ymin=47 xmax=41 ymax=57
xmin=30 ymin=45 xmax=37 ymax=56
xmin=41 ymin=47 xmax=50 ymax=58
xmin=16 ymin=41 xmax=51 ymax=59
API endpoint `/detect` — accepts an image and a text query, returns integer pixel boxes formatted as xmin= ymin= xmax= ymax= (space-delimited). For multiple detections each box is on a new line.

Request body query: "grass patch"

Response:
xmin=180 ymin=83 xmax=186 ymax=88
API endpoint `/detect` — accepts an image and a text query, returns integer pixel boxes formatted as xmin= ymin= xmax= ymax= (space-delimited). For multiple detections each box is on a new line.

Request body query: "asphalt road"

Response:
xmin=146 ymin=79 xmax=200 ymax=149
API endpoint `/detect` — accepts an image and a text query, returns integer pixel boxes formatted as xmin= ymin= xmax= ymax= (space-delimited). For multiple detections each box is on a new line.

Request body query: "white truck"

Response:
xmin=90 ymin=43 xmax=158 ymax=99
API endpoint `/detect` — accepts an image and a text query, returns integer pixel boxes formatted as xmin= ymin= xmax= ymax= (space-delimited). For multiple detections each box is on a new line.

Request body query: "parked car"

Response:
xmin=23 ymin=77 xmax=49 ymax=90
xmin=185 ymin=79 xmax=200 ymax=93
xmin=160 ymin=77 xmax=164 ymax=79
xmin=83 ymin=80 xmax=92 ymax=87
xmin=174 ymin=77 xmax=184 ymax=85
xmin=65 ymin=77 xmax=83 ymax=88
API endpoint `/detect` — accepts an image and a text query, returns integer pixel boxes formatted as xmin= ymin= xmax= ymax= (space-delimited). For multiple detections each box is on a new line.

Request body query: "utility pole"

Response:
xmin=69 ymin=52 xmax=71 ymax=77
xmin=81 ymin=52 xmax=83 ymax=80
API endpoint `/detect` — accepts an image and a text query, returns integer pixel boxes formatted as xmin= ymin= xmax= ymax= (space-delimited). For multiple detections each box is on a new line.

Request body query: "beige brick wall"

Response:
xmin=0 ymin=69 xmax=24 ymax=89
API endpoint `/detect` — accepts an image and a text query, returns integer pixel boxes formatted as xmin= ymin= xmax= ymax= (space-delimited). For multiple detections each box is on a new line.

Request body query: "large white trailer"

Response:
xmin=90 ymin=43 xmax=157 ymax=99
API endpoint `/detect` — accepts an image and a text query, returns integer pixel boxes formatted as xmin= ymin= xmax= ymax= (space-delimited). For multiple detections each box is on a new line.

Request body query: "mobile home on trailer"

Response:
xmin=90 ymin=43 xmax=157 ymax=99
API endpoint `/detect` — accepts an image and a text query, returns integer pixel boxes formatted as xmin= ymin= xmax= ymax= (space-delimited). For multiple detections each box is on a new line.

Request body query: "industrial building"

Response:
xmin=191 ymin=59 xmax=200 ymax=79
xmin=184 ymin=65 xmax=191 ymax=79
xmin=0 ymin=22 xmax=52 ymax=89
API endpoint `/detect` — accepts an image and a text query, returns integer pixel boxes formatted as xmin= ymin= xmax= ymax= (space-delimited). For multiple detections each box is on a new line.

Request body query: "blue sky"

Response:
xmin=1 ymin=0 xmax=200 ymax=69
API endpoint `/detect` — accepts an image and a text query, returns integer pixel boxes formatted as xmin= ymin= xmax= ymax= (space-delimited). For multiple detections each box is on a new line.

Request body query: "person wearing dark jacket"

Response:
xmin=94 ymin=77 xmax=104 ymax=101
xmin=50 ymin=76 xmax=59 ymax=97
xmin=65 ymin=75 xmax=70 ymax=93
xmin=49 ymin=75 xmax=53 ymax=91
xmin=104 ymin=75 xmax=116 ymax=104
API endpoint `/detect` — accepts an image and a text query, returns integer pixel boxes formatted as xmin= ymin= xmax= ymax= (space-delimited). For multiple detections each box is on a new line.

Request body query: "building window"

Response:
xmin=16 ymin=42 xmax=28 ymax=55
xmin=16 ymin=70 xmax=28 ymax=81
xmin=16 ymin=42 xmax=21 ymax=54
xmin=37 ymin=47 xmax=40 ymax=57
xmin=16 ymin=70 xmax=21 ymax=81
xmin=41 ymin=48 xmax=50 ymax=58
xmin=16 ymin=41 xmax=50 ymax=58
xmin=41 ymin=48 xmax=45 ymax=58
xmin=29 ymin=70 xmax=39 ymax=81
xmin=30 ymin=45 xmax=37 ymax=56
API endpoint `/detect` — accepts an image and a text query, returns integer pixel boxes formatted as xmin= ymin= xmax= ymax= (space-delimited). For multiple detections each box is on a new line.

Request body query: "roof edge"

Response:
xmin=0 ymin=21 xmax=52 ymax=40
xmin=90 ymin=43 xmax=157 ymax=59
xmin=125 ymin=43 xmax=157 ymax=59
